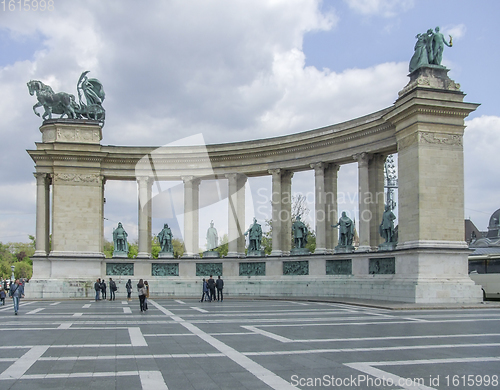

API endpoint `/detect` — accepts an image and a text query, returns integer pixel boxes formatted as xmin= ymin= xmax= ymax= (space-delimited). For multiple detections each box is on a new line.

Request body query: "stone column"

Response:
xmin=182 ymin=176 xmax=200 ymax=257
xmin=137 ymin=176 xmax=153 ymax=258
xmin=368 ymin=154 xmax=386 ymax=249
xmin=311 ymin=163 xmax=327 ymax=254
xmin=34 ymin=173 xmax=50 ymax=256
xmin=325 ymin=163 xmax=340 ymax=252
xmin=269 ymin=169 xmax=282 ymax=256
xmin=280 ymin=171 xmax=293 ymax=255
xmin=354 ymin=152 xmax=371 ymax=252
xmin=236 ymin=174 xmax=247 ymax=256
xmin=226 ymin=173 xmax=247 ymax=257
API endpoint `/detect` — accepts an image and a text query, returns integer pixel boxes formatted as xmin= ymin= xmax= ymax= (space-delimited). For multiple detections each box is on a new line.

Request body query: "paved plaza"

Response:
xmin=0 ymin=297 xmax=499 ymax=389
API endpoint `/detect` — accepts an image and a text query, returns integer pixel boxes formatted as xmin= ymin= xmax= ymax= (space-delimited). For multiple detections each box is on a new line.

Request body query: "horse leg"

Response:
xmin=33 ymin=103 xmax=42 ymax=117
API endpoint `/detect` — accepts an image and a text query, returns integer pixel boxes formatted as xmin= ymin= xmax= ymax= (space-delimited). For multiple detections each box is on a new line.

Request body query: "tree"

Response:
xmin=262 ymin=194 xmax=316 ymax=253
xmin=215 ymin=234 xmax=229 ymax=257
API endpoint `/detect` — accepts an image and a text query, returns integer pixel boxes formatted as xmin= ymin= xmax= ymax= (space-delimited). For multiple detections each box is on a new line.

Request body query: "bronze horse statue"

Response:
xmin=27 ymin=80 xmax=79 ymax=120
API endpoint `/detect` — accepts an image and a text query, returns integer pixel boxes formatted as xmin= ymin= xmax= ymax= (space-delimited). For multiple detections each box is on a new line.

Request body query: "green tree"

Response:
xmin=14 ymin=261 xmax=32 ymax=280
xmin=215 ymin=234 xmax=229 ymax=257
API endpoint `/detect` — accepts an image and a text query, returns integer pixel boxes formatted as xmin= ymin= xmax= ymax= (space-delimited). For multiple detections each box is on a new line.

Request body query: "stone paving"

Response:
xmin=0 ymin=297 xmax=499 ymax=389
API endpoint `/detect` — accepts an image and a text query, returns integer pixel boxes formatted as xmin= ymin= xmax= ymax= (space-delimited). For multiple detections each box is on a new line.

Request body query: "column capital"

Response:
xmin=268 ymin=168 xmax=281 ymax=177
xmin=353 ymin=152 xmax=372 ymax=167
xmin=325 ymin=163 xmax=340 ymax=173
xmin=181 ymin=176 xmax=201 ymax=186
xmin=136 ymin=176 xmax=153 ymax=185
xmin=310 ymin=162 xmax=325 ymax=171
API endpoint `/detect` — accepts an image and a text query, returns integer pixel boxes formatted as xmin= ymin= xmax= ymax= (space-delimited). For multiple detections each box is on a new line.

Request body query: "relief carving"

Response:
xmin=54 ymin=173 xmax=101 ymax=184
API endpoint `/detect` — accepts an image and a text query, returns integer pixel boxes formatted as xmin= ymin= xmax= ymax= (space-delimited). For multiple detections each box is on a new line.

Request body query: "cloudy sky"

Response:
xmin=1 ymin=0 xmax=499 ymax=248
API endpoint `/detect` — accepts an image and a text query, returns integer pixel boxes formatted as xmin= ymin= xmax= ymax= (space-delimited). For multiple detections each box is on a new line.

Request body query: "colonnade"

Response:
xmin=33 ymin=153 xmax=387 ymax=258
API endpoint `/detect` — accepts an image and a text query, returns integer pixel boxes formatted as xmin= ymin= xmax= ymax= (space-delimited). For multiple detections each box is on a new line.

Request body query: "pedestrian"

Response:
xmin=94 ymin=278 xmax=101 ymax=301
xmin=207 ymin=275 xmax=216 ymax=302
xmin=101 ymin=279 xmax=107 ymax=300
xmin=0 ymin=286 xmax=6 ymax=305
xmin=126 ymin=279 xmax=132 ymax=301
xmin=144 ymin=281 xmax=149 ymax=311
xmin=200 ymin=278 xmax=209 ymax=302
xmin=137 ymin=279 xmax=147 ymax=312
xmin=109 ymin=278 xmax=117 ymax=301
xmin=216 ymin=275 xmax=224 ymax=301
xmin=9 ymin=279 xmax=24 ymax=315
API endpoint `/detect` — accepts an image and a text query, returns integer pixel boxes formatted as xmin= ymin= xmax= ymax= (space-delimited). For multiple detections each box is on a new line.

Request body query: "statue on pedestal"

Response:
xmin=379 ymin=205 xmax=397 ymax=251
xmin=333 ymin=212 xmax=355 ymax=253
xmin=157 ymin=223 xmax=173 ymax=257
xmin=245 ymin=217 xmax=264 ymax=256
xmin=204 ymin=221 xmax=220 ymax=258
xmin=113 ymin=222 xmax=128 ymax=257
xmin=291 ymin=216 xmax=310 ymax=255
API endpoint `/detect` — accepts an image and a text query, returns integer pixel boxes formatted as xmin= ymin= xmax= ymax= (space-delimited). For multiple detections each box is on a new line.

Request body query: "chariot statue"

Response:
xmin=27 ymin=71 xmax=105 ymax=124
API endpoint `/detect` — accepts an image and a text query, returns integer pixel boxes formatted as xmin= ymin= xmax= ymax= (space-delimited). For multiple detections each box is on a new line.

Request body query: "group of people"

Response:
xmin=94 ymin=277 xmax=118 ymax=301
xmin=200 ymin=275 xmax=224 ymax=302
xmin=0 ymin=278 xmax=25 ymax=315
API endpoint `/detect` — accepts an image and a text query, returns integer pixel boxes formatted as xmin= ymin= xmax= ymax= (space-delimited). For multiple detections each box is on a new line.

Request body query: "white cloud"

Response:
xmin=344 ymin=0 xmax=414 ymax=17
xmin=464 ymin=115 xmax=500 ymax=229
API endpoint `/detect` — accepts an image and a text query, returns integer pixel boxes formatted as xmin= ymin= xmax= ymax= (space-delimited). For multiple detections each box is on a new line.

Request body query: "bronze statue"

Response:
xmin=333 ymin=212 xmax=354 ymax=246
xmin=158 ymin=223 xmax=173 ymax=253
xmin=245 ymin=218 xmax=262 ymax=251
xmin=292 ymin=216 xmax=308 ymax=249
xmin=113 ymin=222 xmax=128 ymax=255
xmin=28 ymin=71 xmax=105 ymax=123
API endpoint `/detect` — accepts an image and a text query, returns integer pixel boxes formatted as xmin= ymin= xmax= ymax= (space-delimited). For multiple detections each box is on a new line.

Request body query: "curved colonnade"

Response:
xmin=27 ymin=67 xmax=483 ymax=303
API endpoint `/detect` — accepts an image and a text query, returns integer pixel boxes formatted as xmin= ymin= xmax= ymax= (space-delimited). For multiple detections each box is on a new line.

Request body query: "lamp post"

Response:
xmin=10 ymin=265 xmax=15 ymax=282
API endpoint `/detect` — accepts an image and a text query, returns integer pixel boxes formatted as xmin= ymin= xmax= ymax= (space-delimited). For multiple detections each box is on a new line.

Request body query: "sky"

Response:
xmin=1 ymin=0 xmax=499 ymax=248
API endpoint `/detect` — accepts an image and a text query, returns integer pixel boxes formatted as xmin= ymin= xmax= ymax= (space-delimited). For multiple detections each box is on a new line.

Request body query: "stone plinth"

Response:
xmin=203 ymin=251 xmax=220 ymax=258
xmin=40 ymin=119 xmax=102 ymax=144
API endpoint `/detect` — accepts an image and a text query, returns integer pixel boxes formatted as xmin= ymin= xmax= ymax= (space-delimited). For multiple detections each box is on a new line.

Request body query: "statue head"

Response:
xmin=341 ymin=211 xmax=347 ymax=217
xmin=435 ymin=26 xmax=440 ymax=32
xmin=164 ymin=223 xmax=169 ymax=228
xmin=210 ymin=220 xmax=214 ymax=227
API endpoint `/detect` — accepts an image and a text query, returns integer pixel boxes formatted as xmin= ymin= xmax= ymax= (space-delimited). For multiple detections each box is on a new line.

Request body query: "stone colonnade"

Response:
xmin=32 ymin=156 xmax=386 ymax=258
xmin=27 ymin=67 xmax=483 ymax=303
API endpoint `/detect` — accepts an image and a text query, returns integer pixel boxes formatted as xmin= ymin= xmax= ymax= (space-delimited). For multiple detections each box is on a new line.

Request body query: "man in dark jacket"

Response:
xmin=109 ymin=278 xmax=117 ymax=301
xmin=101 ymin=279 xmax=107 ymax=300
xmin=216 ymin=275 xmax=224 ymax=302
xmin=94 ymin=278 xmax=101 ymax=301
xmin=207 ymin=275 xmax=216 ymax=302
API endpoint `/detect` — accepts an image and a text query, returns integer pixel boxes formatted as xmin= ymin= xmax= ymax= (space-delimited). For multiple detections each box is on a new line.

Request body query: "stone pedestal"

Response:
xmin=203 ymin=251 xmax=220 ymax=259
xmin=158 ymin=252 xmax=174 ymax=258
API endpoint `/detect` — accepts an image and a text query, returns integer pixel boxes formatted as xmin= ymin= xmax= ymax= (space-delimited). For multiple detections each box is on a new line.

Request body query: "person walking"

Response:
xmin=126 ymin=279 xmax=132 ymax=301
xmin=94 ymin=278 xmax=101 ymax=301
xmin=216 ymin=275 xmax=224 ymax=302
xmin=137 ymin=279 xmax=147 ymax=312
xmin=200 ymin=278 xmax=210 ymax=302
xmin=101 ymin=279 xmax=107 ymax=300
xmin=207 ymin=275 xmax=216 ymax=302
xmin=9 ymin=279 xmax=24 ymax=315
xmin=109 ymin=278 xmax=117 ymax=301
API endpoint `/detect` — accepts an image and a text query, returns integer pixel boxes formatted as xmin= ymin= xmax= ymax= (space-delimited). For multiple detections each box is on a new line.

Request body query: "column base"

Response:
xmin=270 ymin=250 xmax=283 ymax=256
xmin=137 ymin=252 xmax=152 ymax=259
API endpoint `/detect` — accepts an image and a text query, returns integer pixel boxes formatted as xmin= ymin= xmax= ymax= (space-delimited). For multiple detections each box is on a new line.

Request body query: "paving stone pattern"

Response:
xmin=0 ymin=298 xmax=499 ymax=389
